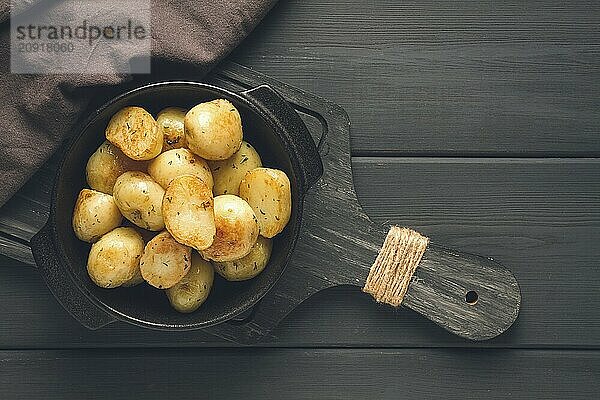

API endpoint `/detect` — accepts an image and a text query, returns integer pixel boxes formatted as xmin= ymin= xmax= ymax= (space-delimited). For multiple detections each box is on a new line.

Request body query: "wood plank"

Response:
xmin=0 ymin=236 xmax=34 ymax=266
xmin=1 ymin=158 xmax=597 ymax=348
xmin=351 ymin=157 xmax=600 ymax=345
xmin=0 ymin=162 xmax=52 ymax=242
xmin=231 ymin=0 xmax=600 ymax=155
xmin=0 ymin=349 xmax=598 ymax=399
xmin=0 ymin=251 xmax=30 ymax=268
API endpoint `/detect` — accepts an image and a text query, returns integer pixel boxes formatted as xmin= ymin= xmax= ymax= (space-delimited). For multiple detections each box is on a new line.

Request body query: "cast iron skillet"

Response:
xmin=30 ymin=82 xmax=323 ymax=330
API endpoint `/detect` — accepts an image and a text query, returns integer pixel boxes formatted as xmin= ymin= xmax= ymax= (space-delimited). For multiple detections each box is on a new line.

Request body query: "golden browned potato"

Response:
xmin=184 ymin=99 xmax=243 ymax=160
xmin=239 ymin=168 xmax=292 ymax=238
xmin=157 ymin=107 xmax=187 ymax=151
xmin=200 ymin=195 xmax=259 ymax=262
xmin=209 ymin=141 xmax=262 ymax=196
xmin=166 ymin=252 xmax=214 ymax=313
xmin=121 ymin=228 xmax=150 ymax=287
xmin=105 ymin=106 xmax=162 ymax=160
xmin=121 ymin=266 xmax=144 ymax=287
xmin=72 ymin=189 xmax=122 ymax=243
xmin=113 ymin=171 xmax=165 ymax=231
xmin=86 ymin=141 xmax=145 ymax=195
xmin=213 ymin=236 xmax=272 ymax=281
xmin=140 ymin=230 xmax=191 ymax=289
xmin=87 ymin=227 xmax=144 ymax=288
xmin=163 ymin=175 xmax=215 ymax=251
xmin=148 ymin=148 xmax=213 ymax=189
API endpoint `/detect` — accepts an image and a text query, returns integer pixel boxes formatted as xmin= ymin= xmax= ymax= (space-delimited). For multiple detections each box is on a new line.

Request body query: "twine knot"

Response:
xmin=362 ymin=226 xmax=429 ymax=307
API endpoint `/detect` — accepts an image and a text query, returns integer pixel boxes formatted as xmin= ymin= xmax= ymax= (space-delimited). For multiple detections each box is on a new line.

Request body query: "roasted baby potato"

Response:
xmin=121 ymin=265 xmax=145 ymax=287
xmin=113 ymin=171 xmax=165 ymax=231
xmin=157 ymin=107 xmax=187 ymax=151
xmin=185 ymin=99 xmax=243 ymax=160
xmin=86 ymin=141 xmax=145 ymax=195
xmin=105 ymin=106 xmax=162 ymax=160
xmin=140 ymin=230 xmax=191 ymax=289
xmin=166 ymin=252 xmax=214 ymax=313
xmin=163 ymin=175 xmax=215 ymax=251
xmin=239 ymin=168 xmax=292 ymax=238
xmin=213 ymin=236 xmax=272 ymax=281
xmin=72 ymin=189 xmax=122 ymax=242
xmin=148 ymin=148 xmax=213 ymax=189
xmin=87 ymin=227 xmax=144 ymax=288
xmin=209 ymin=141 xmax=262 ymax=196
xmin=200 ymin=195 xmax=259 ymax=262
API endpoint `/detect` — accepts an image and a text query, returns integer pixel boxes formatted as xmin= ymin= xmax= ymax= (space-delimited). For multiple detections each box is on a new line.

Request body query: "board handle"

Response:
xmin=398 ymin=244 xmax=521 ymax=341
xmin=241 ymin=84 xmax=324 ymax=191
xmin=30 ymin=223 xmax=117 ymax=330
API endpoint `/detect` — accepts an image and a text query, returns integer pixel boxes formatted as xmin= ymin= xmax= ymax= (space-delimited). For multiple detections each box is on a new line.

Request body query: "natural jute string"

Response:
xmin=362 ymin=227 xmax=429 ymax=307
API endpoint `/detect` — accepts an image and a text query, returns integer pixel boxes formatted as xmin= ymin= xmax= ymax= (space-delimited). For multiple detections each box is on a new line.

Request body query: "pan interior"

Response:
xmin=52 ymin=83 xmax=300 ymax=328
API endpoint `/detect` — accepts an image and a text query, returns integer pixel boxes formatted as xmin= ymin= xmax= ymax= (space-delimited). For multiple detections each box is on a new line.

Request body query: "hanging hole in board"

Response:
xmin=465 ymin=290 xmax=478 ymax=305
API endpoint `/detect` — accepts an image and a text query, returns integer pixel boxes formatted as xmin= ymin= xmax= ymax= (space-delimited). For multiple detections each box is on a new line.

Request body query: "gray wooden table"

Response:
xmin=1 ymin=1 xmax=599 ymax=398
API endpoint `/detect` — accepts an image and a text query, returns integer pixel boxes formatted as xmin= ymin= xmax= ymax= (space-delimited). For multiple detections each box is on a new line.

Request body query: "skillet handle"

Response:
xmin=30 ymin=223 xmax=117 ymax=330
xmin=241 ymin=85 xmax=324 ymax=191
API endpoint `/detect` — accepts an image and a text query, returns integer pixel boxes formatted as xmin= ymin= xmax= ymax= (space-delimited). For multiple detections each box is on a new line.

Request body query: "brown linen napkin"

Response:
xmin=0 ymin=0 xmax=277 ymax=207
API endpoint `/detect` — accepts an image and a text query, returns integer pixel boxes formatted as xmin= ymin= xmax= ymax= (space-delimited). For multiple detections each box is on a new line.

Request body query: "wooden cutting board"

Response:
xmin=0 ymin=62 xmax=520 ymax=343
